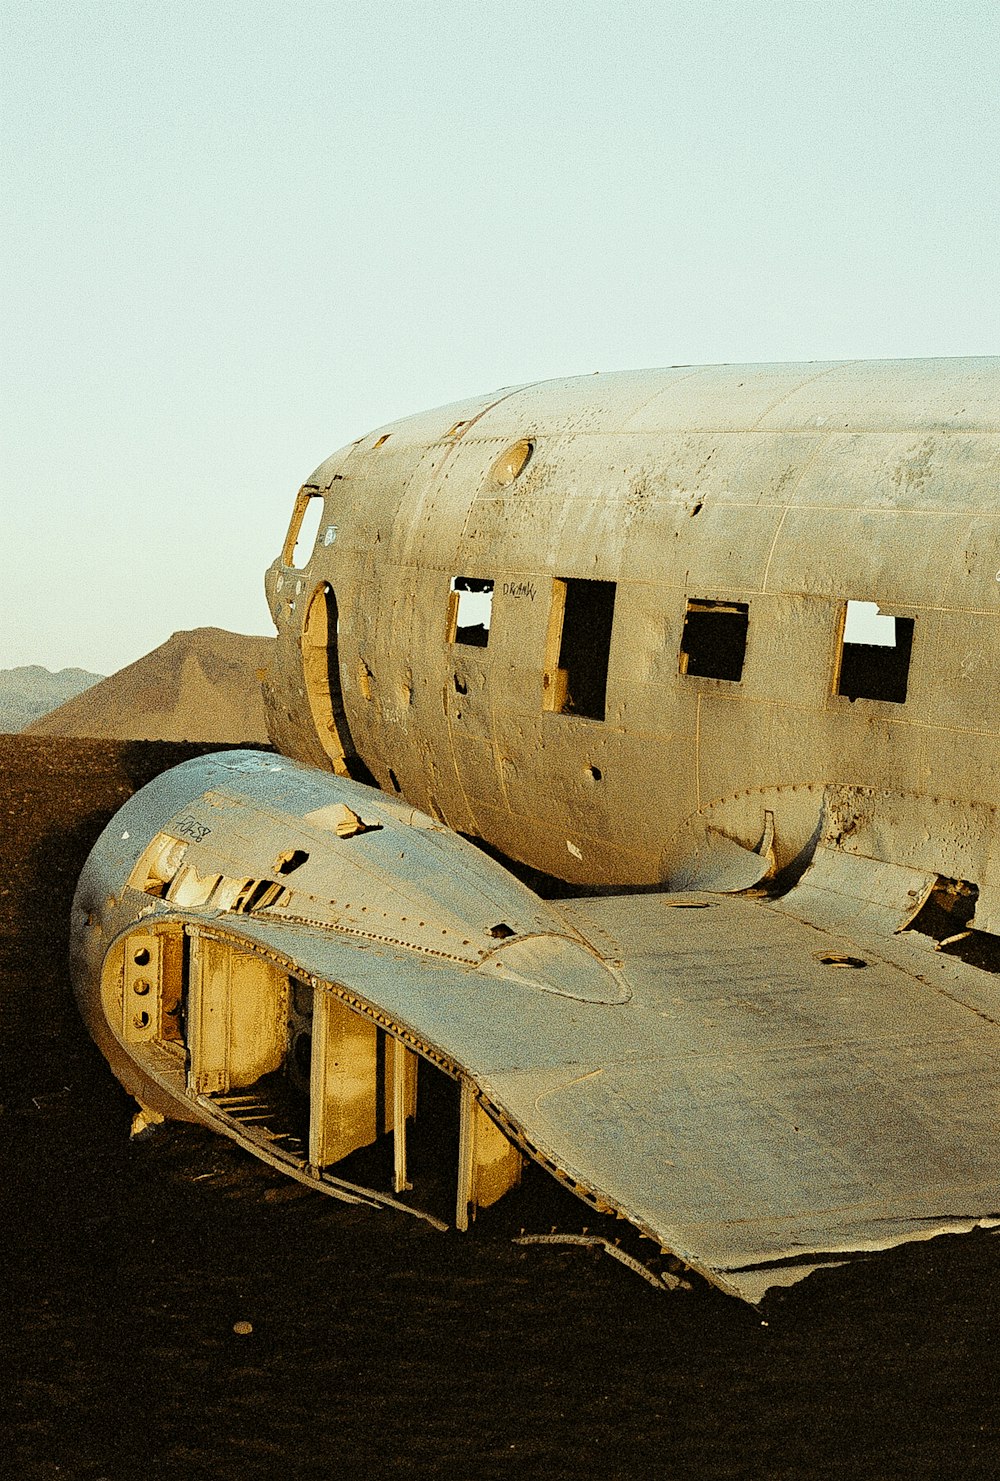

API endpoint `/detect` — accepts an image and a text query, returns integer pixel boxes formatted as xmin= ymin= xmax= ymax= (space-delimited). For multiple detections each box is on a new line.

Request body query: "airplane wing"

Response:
xmin=522 ymin=870 xmax=1000 ymax=1302
xmin=71 ymin=752 xmax=1000 ymax=1304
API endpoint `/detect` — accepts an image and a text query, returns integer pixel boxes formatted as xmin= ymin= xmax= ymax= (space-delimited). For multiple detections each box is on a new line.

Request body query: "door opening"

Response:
xmin=302 ymin=583 xmax=375 ymax=781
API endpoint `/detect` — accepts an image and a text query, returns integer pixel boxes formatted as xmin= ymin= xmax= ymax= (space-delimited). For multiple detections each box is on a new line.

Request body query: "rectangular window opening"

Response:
xmin=680 ymin=600 xmax=749 ymax=682
xmin=544 ymin=578 xmax=617 ymax=721
xmin=448 ymin=577 xmax=494 ymax=648
xmin=837 ymin=600 xmax=914 ymax=704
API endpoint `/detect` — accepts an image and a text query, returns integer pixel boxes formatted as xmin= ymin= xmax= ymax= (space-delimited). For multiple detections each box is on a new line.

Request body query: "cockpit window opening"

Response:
xmin=543 ymin=578 xmax=617 ymax=721
xmin=282 ymin=489 xmax=325 ymax=569
xmin=448 ymin=577 xmax=494 ymax=648
xmin=837 ymin=600 xmax=915 ymax=703
xmin=679 ymin=599 xmax=749 ymax=683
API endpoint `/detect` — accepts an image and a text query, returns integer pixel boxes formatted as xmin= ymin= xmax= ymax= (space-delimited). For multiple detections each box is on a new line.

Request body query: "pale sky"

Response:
xmin=3 ymin=0 xmax=998 ymax=674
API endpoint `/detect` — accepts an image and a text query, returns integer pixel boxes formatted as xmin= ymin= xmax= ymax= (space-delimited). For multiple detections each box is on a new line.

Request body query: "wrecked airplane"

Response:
xmin=71 ymin=357 xmax=1000 ymax=1302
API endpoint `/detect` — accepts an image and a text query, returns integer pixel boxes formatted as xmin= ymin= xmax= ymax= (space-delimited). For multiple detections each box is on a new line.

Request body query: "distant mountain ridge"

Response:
xmin=25 ymin=628 xmax=274 ymax=742
xmin=0 ymin=665 xmax=104 ymax=733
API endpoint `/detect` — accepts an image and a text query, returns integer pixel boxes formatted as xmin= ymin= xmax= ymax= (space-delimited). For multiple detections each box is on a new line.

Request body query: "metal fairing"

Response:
xmin=72 ymin=358 xmax=1000 ymax=1302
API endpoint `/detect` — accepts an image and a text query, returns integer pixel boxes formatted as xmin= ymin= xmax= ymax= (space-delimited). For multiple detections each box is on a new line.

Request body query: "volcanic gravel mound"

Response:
xmin=24 ymin=627 xmax=273 ymax=741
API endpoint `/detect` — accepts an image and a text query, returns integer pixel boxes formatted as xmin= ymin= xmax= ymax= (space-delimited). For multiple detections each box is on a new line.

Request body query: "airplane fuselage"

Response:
xmin=264 ymin=358 xmax=1000 ymax=919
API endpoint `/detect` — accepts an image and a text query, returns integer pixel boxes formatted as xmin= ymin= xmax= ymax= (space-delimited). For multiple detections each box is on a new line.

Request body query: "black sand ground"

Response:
xmin=3 ymin=736 xmax=1000 ymax=1479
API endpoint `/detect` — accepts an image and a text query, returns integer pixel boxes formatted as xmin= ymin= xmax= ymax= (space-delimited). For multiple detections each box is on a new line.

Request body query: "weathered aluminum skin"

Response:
xmin=72 ymin=753 xmax=1000 ymax=1303
xmin=264 ymin=357 xmax=1000 ymax=914
xmin=71 ymin=358 xmax=1000 ymax=1302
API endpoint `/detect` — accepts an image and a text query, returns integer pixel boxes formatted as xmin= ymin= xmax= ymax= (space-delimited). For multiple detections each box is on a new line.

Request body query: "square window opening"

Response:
xmin=680 ymin=600 xmax=749 ymax=682
xmin=544 ymin=578 xmax=617 ymax=721
xmin=448 ymin=578 xmax=494 ymax=648
xmin=837 ymin=600 xmax=914 ymax=703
